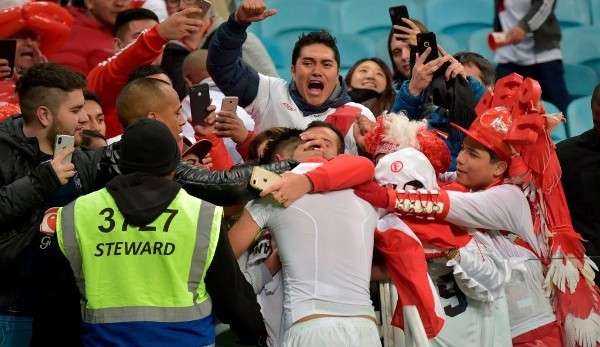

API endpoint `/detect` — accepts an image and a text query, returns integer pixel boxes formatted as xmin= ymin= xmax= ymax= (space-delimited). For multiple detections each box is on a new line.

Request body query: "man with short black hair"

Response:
xmin=229 ymin=130 xmax=380 ymax=346
xmin=127 ymin=64 xmax=171 ymax=83
xmin=454 ymin=52 xmax=496 ymax=89
xmin=0 ymin=62 xmax=94 ymax=346
xmin=557 ymin=84 xmax=600 ymax=283
xmin=208 ymin=0 xmax=375 ymax=155
xmin=113 ymin=7 xmax=160 ymax=50
xmin=82 ymin=90 xmax=106 ymax=137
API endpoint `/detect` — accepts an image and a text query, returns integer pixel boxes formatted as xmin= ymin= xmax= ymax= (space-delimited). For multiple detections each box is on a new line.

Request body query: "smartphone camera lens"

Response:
xmin=58 ymin=137 xmax=62 ymax=144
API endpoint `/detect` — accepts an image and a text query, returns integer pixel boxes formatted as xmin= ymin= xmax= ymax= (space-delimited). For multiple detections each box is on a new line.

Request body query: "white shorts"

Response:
xmin=283 ymin=317 xmax=381 ymax=347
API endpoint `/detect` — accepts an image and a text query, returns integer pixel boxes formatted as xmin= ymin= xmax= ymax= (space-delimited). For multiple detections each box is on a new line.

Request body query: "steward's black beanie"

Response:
xmin=118 ymin=119 xmax=180 ymax=176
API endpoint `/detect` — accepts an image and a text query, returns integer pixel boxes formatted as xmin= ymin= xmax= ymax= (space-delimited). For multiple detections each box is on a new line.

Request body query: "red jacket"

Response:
xmin=46 ymin=6 xmax=114 ymax=75
xmin=87 ymin=26 xmax=166 ymax=138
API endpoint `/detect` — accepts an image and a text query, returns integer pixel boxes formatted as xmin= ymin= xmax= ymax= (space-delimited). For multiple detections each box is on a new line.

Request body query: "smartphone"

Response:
xmin=187 ymin=0 xmax=211 ymax=19
xmin=417 ymin=32 xmax=440 ymax=64
xmin=220 ymin=96 xmax=238 ymax=113
xmin=389 ymin=6 xmax=410 ymax=30
xmin=198 ymin=0 xmax=212 ymax=15
xmin=54 ymin=135 xmax=75 ymax=164
xmin=0 ymin=40 xmax=17 ymax=79
xmin=189 ymin=83 xmax=211 ymax=125
xmin=250 ymin=167 xmax=282 ymax=192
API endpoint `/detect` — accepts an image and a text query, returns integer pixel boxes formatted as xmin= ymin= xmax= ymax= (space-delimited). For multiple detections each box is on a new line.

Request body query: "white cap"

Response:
xmin=375 ymin=147 xmax=439 ymax=191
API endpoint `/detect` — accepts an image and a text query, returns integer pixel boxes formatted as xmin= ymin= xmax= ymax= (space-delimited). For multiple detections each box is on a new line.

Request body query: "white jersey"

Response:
xmin=246 ymin=74 xmax=375 ymax=154
xmin=378 ymin=219 xmax=512 ymax=347
xmin=181 ymin=77 xmax=255 ymax=164
xmin=446 ymin=184 xmax=556 ymax=337
xmin=246 ymin=164 xmax=378 ymax=331
xmin=237 ymin=232 xmax=285 ymax=347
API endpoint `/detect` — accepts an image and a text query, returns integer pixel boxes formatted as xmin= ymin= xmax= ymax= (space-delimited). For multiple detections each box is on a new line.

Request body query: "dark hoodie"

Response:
xmin=104 ymin=173 xmax=268 ymax=344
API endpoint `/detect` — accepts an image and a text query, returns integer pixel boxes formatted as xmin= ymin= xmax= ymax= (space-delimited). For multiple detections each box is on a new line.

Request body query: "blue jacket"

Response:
xmin=391 ymin=77 xmax=485 ymax=170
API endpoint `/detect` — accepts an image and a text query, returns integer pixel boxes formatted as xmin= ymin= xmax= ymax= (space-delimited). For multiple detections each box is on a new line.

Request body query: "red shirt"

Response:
xmin=46 ymin=6 xmax=114 ymax=75
xmin=87 ymin=26 xmax=166 ymax=138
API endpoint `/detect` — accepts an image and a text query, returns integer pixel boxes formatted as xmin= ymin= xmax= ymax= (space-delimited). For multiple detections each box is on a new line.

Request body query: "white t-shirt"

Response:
xmin=181 ymin=78 xmax=255 ymax=164
xmin=445 ymin=184 xmax=556 ymax=337
xmin=237 ymin=231 xmax=284 ymax=347
xmin=246 ymin=74 xmax=375 ymax=154
xmin=245 ymin=165 xmax=378 ymax=331
xmin=495 ymin=0 xmax=562 ymax=65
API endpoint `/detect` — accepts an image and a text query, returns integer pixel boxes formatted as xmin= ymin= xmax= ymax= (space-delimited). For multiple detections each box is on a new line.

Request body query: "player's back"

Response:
xmin=266 ymin=189 xmax=378 ymax=329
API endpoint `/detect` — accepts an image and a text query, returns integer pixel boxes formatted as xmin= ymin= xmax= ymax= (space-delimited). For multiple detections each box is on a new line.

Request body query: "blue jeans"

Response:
xmin=0 ymin=315 xmax=32 ymax=347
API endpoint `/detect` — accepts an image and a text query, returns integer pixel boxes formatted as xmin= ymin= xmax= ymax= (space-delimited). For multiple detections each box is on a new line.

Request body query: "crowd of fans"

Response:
xmin=0 ymin=0 xmax=599 ymax=347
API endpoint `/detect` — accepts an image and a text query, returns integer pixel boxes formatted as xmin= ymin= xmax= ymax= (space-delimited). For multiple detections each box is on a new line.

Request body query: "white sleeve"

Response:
xmin=245 ymin=74 xmax=287 ymax=129
xmin=445 ymin=185 xmax=537 ymax=248
xmin=236 ymin=106 xmax=255 ymax=131
xmin=245 ymin=198 xmax=278 ymax=229
xmin=448 ymin=234 xmax=510 ymax=302
xmin=238 ymin=253 xmax=273 ymax=295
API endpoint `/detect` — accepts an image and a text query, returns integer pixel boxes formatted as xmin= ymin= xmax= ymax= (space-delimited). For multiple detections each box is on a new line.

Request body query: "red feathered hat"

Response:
xmin=364 ymin=112 xmax=451 ymax=174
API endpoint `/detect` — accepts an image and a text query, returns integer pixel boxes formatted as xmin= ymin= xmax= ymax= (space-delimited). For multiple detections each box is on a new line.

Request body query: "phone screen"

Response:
xmin=417 ymin=32 xmax=439 ymax=64
xmin=189 ymin=83 xmax=211 ymax=124
xmin=389 ymin=6 xmax=410 ymax=29
xmin=0 ymin=40 xmax=17 ymax=79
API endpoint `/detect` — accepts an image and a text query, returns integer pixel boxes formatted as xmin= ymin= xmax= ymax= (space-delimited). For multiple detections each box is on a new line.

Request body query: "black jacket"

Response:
xmin=557 ymin=129 xmax=600 ymax=284
xmin=0 ymin=117 xmax=100 ymax=314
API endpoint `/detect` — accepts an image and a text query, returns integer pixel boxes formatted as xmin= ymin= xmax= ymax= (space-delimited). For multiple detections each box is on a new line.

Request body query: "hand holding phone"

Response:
xmin=215 ymin=98 xmax=248 ymax=143
xmin=189 ymin=83 xmax=211 ymax=125
xmin=54 ymin=135 xmax=75 ymax=164
xmin=52 ymin=135 xmax=76 ymax=185
xmin=220 ymin=96 xmax=238 ymax=113
xmin=250 ymin=167 xmax=282 ymax=192
xmin=389 ymin=6 xmax=409 ymax=32
xmin=416 ymin=32 xmax=440 ymax=63
xmin=0 ymin=40 xmax=17 ymax=79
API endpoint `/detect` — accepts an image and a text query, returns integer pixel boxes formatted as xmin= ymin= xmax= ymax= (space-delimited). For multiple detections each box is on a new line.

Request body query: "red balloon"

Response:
xmin=22 ymin=2 xmax=73 ymax=55
xmin=0 ymin=7 xmax=25 ymax=38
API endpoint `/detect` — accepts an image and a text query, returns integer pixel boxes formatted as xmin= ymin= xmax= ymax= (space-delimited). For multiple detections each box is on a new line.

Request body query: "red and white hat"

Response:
xmin=364 ymin=113 xmax=451 ymax=174
xmin=461 ymin=73 xmax=600 ymax=347
xmin=452 ymin=106 xmax=513 ymax=161
xmin=375 ymin=147 xmax=439 ymax=191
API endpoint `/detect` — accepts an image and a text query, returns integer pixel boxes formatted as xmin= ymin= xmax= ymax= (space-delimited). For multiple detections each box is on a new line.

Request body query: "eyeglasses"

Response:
xmin=165 ymin=0 xmax=198 ymax=6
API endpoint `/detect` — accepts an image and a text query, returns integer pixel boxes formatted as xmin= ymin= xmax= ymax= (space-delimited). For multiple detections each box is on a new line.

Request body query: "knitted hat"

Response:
xmin=119 ymin=119 xmax=180 ymax=176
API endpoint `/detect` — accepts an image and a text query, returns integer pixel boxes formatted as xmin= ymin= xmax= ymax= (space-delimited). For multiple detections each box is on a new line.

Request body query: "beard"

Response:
xmin=46 ymin=120 xmax=80 ymax=150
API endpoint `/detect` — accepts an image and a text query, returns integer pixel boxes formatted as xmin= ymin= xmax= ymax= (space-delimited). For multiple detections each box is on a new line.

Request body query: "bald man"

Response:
xmin=183 ymin=50 xmax=210 ymax=89
xmin=115 ymin=78 xmax=186 ymax=149
xmin=181 ymin=50 xmax=254 ymax=164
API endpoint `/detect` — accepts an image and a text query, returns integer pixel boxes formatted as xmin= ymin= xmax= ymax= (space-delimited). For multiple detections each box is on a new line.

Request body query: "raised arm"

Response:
xmin=206 ymin=0 xmax=276 ymax=107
